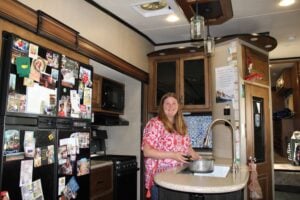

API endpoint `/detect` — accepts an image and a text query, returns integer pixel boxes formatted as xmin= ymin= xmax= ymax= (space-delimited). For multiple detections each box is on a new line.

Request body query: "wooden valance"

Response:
xmin=0 ymin=0 xmax=148 ymax=83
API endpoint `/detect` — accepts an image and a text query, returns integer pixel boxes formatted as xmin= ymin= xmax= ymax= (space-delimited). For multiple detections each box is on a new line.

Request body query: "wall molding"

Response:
xmin=0 ymin=0 xmax=148 ymax=83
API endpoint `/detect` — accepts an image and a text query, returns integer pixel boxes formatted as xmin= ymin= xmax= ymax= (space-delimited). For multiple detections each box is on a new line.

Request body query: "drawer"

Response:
xmin=92 ymin=192 xmax=113 ymax=200
xmin=90 ymin=165 xmax=113 ymax=198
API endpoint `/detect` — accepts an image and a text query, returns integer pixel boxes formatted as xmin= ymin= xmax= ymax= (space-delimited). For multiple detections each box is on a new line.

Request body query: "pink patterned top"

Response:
xmin=142 ymin=117 xmax=191 ymax=189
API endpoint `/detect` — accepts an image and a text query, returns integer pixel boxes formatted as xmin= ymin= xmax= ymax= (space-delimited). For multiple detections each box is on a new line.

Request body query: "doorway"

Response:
xmin=270 ymin=60 xmax=300 ymax=199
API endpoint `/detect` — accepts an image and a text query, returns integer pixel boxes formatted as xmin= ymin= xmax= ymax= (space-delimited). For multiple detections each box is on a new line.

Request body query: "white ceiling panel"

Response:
xmin=88 ymin=0 xmax=300 ymax=78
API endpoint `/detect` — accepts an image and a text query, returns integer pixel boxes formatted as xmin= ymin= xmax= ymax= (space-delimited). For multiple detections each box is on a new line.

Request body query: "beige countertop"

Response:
xmin=91 ymin=160 xmax=113 ymax=170
xmin=274 ymin=163 xmax=300 ymax=171
xmin=154 ymin=158 xmax=249 ymax=194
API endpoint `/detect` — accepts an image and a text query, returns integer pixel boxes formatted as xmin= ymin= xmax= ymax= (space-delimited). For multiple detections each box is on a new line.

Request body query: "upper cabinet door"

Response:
xmin=149 ymin=57 xmax=180 ymax=111
xmin=181 ymin=56 xmax=210 ymax=111
xmin=148 ymin=53 xmax=211 ymax=113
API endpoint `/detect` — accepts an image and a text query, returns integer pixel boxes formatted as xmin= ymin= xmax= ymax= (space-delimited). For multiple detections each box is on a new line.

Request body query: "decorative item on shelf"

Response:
xmin=190 ymin=1 xmax=205 ymax=40
xmin=244 ymin=56 xmax=263 ymax=81
xmin=204 ymin=24 xmax=215 ymax=56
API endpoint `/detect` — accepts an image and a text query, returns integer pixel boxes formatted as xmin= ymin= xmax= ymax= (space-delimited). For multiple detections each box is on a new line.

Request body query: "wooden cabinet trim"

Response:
xmin=148 ymin=53 xmax=211 ymax=113
xmin=0 ymin=0 xmax=148 ymax=83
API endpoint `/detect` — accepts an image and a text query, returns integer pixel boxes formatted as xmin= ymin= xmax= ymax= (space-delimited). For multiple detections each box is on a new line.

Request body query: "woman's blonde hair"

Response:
xmin=158 ymin=92 xmax=187 ymax=135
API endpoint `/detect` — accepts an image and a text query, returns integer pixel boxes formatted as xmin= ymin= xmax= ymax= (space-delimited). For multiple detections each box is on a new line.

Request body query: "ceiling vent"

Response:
xmin=131 ymin=0 xmax=174 ymax=17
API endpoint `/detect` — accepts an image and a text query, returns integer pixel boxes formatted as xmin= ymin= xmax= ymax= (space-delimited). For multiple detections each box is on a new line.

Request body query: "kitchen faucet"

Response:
xmin=203 ymin=118 xmax=239 ymax=173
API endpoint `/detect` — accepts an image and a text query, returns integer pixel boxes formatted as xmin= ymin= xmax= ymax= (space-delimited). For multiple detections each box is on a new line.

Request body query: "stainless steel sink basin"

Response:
xmin=188 ymin=158 xmax=214 ymax=173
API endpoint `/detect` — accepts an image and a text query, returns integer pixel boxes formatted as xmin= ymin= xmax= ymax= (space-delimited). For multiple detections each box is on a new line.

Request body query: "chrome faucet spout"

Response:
xmin=203 ymin=118 xmax=238 ymax=173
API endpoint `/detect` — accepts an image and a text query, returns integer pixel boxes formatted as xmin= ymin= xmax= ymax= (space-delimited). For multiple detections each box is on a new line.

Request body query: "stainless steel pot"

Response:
xmin=188 ymin=158 xmax=214 ymax=173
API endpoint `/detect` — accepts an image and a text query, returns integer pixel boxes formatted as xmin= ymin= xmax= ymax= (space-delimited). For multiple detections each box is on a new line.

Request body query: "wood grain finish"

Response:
xmin=37 ymin=11 xmax=78 ymax=50
xmin=78 ymin=36 xmax=148 ymax=83
xmin=0 ymin=0 xmax=148 ymax=83
xmin=0 ymin=0 xmax=37 ymax=31
xmin=0 ymin=19 xmax=88 ymax=64
xmin=242 ymin=45 xmax=270 ymax=86
xmin=175 ymin=0 xmax=233 ymax=25
xmin=90 ymin=165 xmax=113 ymax=200
xmin=245 ymin=83 xmax=272 ymax=200
xmin=148 ymin=52 xmax=211 ymax=113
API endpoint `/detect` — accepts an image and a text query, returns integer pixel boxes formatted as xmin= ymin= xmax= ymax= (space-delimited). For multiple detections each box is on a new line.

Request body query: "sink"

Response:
xmin=193 ymin=165 xmax=230 ymax=178
xmin=181 ymin=165 xmax=230 ymax=178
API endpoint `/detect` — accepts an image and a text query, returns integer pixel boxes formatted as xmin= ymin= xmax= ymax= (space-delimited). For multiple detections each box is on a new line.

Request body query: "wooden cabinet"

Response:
xmin=276 ymin=68 xmax=292 ymax=96
xmin=273 ymin=118 xmax=294 ymax=157
xmin=148 ymin=53 xmax=211 ymax=113
xmin=90 ymin=165 xmax=113 ymax=200
xmin=242 ymin=46 xmax=269 ymax=85
xmin=92 ymin=74 xmax=124 ymax=115
xmin=92 ymin=73 xmax=102 ymax=109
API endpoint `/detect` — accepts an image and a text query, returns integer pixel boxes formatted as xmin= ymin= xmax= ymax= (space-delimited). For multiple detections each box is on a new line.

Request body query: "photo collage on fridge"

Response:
xmin=0 ymin=33 xmax=93 ymax=200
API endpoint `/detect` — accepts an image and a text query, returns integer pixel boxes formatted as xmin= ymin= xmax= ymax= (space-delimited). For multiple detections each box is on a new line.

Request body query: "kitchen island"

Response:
xmin=154 ymin=158 xmax=249 ymax=200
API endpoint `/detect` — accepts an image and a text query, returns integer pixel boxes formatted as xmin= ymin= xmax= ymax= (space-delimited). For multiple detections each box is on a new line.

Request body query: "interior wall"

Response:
xmin=91 ymin=59 xmax=142 ymax=199
xmin=210 ymin=39 xmax=247 ymax=164
xmin=18 ymin=0 xmax=154 ymax=73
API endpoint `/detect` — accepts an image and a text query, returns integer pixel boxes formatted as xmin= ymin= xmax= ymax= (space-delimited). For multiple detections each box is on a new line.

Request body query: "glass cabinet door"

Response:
xmin=148 ymin=53 xmax=210 ymax=113
xmin=155 ymin=60 xmax=178 ymax=107
xmin=183 ymin=58 xmax=205 ymax=105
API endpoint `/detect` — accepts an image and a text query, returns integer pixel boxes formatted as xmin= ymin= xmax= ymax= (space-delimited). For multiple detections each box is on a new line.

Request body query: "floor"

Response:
xmin=273 ymin=152 xmax=300 ymax=200
xmin=275 ymin=191 xmax=300 ymax=200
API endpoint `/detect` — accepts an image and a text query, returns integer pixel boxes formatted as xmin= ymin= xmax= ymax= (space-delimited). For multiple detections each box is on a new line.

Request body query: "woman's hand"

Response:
xmin=143 ymin=143 xmax=193 ymax=163
xmin=171 ymin=152 xmax=191 ymax=163
xmin=188 ymin=146 xmax=201 ymax=161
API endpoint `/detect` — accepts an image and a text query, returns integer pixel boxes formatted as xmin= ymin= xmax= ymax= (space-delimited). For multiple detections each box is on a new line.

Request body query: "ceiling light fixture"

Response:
xmin=204 ymin=24 xmax=215 ymax=56
xmin=140 ymin=1 xmax=167 ymax=10
xmin=265 ymin=44 xmax=273 ymax=49
xmin=278 ymin=0 xmax=295 ymax=6
xmin=190 ymin=1 xmax=205 ymax=40
xmin=166 ymin=14 xmax=179 ymax=22
xmin=132 ymin=0 xmax=172 ymax=17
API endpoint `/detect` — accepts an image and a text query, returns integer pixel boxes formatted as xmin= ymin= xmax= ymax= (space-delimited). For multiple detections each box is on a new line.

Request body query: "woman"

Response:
xmin=142 ymin=92 xmax=200 ymax=200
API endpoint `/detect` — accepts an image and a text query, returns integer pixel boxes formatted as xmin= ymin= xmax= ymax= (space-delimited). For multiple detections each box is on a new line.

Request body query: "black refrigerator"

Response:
xmin=0 ymin=32 xmax=93 ymax=200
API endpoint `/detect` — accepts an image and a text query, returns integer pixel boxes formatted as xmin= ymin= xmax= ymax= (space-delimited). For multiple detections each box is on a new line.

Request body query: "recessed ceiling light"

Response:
xmin=288 ymin=35 xmax=296 ymax=41
xmin=159 ymin=52 xmax=166 ymax=56
xmin=166 ymin=14 xmax=179 ymax=22
xmin=265 ymin=44 xmax=272 ymax=49
xmin=250 ymin=37 xmax=258 ymax=41
xmin=278 ymin=0 xmax=295 ymax=7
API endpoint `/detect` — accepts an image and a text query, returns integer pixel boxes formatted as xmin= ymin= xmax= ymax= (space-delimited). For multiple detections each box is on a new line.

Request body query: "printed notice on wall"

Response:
xmin=215 ymin=66 xmax=238 ymax=103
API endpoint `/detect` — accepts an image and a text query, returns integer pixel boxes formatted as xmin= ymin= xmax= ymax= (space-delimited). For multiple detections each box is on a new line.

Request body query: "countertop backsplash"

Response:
xmin=184 ymin=115 xmax=212 ymax=148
